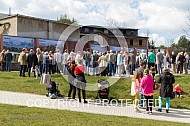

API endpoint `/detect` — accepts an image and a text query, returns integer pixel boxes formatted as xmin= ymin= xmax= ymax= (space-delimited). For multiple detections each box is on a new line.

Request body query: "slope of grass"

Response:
xmin=0 ymin=72 xmax=190 ymax=109
xmin=0 ymin=104 xmax=188 ymax=126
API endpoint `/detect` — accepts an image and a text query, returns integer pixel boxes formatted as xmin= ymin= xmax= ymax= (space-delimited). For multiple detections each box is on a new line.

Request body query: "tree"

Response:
xmin=57 ymin=14 xmax=77 ymax=24
xmin=177 ymin=35 xmax=190 ymax=51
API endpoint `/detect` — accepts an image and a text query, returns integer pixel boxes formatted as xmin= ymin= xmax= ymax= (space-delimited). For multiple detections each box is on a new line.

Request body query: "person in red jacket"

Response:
xmin=173 ymin=84 xmax=182 ymax=97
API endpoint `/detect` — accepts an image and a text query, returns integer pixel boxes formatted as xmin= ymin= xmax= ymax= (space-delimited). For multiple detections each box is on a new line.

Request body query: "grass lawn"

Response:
xmin=0 ymin=104 xmax=189 ymax=126
xmin=0 ymin=72 xmax=190 ymax=109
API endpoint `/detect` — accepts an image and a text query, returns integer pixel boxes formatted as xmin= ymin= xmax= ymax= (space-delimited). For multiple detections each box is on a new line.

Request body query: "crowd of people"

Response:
xmin=0 ymin=47 xmax=189 ymax=77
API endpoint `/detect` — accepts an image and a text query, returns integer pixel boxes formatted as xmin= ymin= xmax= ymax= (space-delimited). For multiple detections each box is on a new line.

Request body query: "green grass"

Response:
xmin=0 ymin=104 xmax=188 ymax=126
xmin=0 ymin=72 xmax=190 ymax=109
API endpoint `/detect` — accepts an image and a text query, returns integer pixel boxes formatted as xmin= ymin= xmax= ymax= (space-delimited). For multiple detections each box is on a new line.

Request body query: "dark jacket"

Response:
xmin=157 ymin=72 xmax=175 ymax=98
xmin=5 ymin=53 xmax=12 ymax=61
xmin=178 ymin=55 xmax=186 ymax=64
xmin=27 ymin=53 xmax=38 ymax=67
xmin=68 ymin=65 xmax=76 ymax=84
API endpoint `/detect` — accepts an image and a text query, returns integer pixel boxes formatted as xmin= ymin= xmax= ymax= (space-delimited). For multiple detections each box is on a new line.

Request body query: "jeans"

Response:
xmin=57 ymin=62 xmax=62 ymax=73
xmin=129 ymin=64 xmax=134 ymax=75
xmin=6 ymin=61 xmax=11 ymax=72
xmin=85 ymin=60 xmax=90 ymax=75
xmin=157 ymin=63 xmax=162 ymax=74
xmin=92 ymin=62 xmax=98 ymax=76
xmin=139 ymin=92 xmax=144 ymax=107
xmin=43 ymin=64 xmax=49 ymax=74
xmin=20 ymin=65 xmax=26 ymax=76
xmin=39 ymin=61 xmax=43 ymax=75
xmin=109 ymin=62 xmax=115 ymax=76
xmin=159 ymin=96 xmax=170 ymax=110
xmin=63 ymin=64 xmax=68 ymax=75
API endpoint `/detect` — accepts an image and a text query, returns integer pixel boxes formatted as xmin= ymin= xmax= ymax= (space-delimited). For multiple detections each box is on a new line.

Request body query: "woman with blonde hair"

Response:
xmin=131 ymin=71 xmax=141 ymax=112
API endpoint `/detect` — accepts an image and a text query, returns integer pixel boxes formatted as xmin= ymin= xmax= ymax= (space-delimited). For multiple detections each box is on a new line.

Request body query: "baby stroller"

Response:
xmin=97 ymin=79 xmax=110 ymax=99
xmin=46 ymin=81 xmax=61 ymax=99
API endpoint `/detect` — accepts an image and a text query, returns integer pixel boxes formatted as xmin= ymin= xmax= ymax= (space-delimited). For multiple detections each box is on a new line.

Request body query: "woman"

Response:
xmin=117 ymin=51 xmax=123 ymax=77
xmin=98 ymin=52 xmax=107 ymax=76
xmin=157 ymin=67 xmax=175 ymax=113
xmin=123 ymin=52 xmax=130 ymax=77
xmin=48 ymin=51 xmax=55 ymax=74
xmin=68 ymin=60 xmax=76 ymax=99
xmin=74 ymin=59 xmax=87 ymax=103
xmin=140 ymin=69 xmax=154 ymax=115
xmin=131 ymin=71 xmax=140 ymax=112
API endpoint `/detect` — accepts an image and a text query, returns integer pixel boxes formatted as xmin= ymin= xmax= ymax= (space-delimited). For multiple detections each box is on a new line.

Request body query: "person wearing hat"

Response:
xmin=157 ymin=67 xmax=175 ymax=113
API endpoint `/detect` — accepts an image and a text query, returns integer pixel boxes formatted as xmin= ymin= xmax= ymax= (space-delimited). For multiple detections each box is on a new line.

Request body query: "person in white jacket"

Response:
xmin=98 ymin=52 xmax=108 ymax=76
xmin=62 ymin=49 xmax=69 ymax=75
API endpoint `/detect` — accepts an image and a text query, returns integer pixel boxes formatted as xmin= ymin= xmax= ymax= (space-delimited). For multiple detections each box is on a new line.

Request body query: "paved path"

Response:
xmin=0 ymin=90 xmax=190 ymax=124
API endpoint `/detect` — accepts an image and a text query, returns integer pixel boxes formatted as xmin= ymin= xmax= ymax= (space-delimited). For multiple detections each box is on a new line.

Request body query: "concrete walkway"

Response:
xmin=0 ymin=90 xmax=190 ymax=124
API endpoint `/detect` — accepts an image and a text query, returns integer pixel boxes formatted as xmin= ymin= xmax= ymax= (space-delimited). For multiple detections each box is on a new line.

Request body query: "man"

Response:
xmin=36 ymin=48 xmax=43 ymax=75
xmin=91 ymin=50 xmax=99 ymax=76
xmin=27 ymin=49 xmax=38 ymax=77
xmin=148 ymin=50 xmax=156 ymax=69
xmin=5 ymin=50 xmax=12 ymax=72
xmin=171 ymin=51 xmax=176 ymax=74
xmin=178 ymin=52 xmax=186 ymax=74
xmin=129 ymin=50 xmax=135 ymax=75
xmin=140 ymin=49 xmax=147 ymax=68
xmin=55 ymin=49 xmax=62 ymax=73
xmin=156 ymin=49 xmax=164 ymax=74
xmin=117 ymin=51 xmax=123 ymax=77
xmin=108 ymin=50 xmax=116 ymax=76
xmin=83 ymin=48 xmax=91 ymax=75
xmin=184 ymin=52 xmax=189 ymax=74
xmin=19 ymin=48 xmax=27 ymax=77
xmin=62 ymin=49 xmax=69 ymax=75
xmin=0 ymin=50 xmax=6 ymax=71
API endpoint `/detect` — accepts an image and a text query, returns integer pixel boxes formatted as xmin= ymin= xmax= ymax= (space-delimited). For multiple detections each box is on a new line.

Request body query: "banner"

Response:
xmin=38 ymin=39 xmax=64 ymax=52
xmin=3 ymin=35 xmax=34 ymax=52
xmin=91 ymin=44 xmax=107 ymax=52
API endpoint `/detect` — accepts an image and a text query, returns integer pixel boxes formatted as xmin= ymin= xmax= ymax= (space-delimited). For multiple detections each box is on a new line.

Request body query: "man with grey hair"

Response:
xmin=156 ymin=49 xmax=164 ymax=74
xmin=62 ymin=49 xmax=69 ymax=75
xmin=140 ymin=49 xmax=147 ymax=67
xmin=108 ymin=50 xmax=116 ymax=76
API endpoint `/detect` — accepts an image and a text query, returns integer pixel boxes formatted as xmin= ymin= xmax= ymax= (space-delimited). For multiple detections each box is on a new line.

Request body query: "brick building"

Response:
xmin=0 ymin=13 xmax=148 ymax=52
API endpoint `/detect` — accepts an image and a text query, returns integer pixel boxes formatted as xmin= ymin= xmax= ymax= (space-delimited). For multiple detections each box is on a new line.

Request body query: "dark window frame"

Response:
xmin=130 ymin=39 xmax=133 ymax=46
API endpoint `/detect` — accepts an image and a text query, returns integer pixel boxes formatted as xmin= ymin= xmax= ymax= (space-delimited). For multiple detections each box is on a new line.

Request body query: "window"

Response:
xmin=130 ymin=39 xmax=133 ymax=46
xmin=84 ymin=28 xmax=89 ymax=33
xmin=131 ymin=31 xmax=134 ymax=35
xmin=104 ymin=29 xmax=108 ymax=34
xmin=110 ymin=38 xmax=115 ymax=45
xmin=94 ymin=29 xmax=97 ymax=32
xmin=139 ymin=40 xmax=143 ymax=46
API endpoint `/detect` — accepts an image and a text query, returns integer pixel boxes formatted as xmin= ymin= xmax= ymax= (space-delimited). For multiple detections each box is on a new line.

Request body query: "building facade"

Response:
xmin=0 ymin=13 xmax=148 ymax=52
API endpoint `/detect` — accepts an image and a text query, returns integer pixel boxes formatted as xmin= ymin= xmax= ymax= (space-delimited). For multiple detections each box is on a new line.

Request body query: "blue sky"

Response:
xmin=0 ymin=0 xmax=190 ymax=46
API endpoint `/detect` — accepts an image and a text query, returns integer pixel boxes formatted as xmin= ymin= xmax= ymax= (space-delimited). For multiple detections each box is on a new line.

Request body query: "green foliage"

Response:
xmin=177 ymin=35 xmax=189 ymax=48
xmin=57 ymin=14 xmax=77 ymax=24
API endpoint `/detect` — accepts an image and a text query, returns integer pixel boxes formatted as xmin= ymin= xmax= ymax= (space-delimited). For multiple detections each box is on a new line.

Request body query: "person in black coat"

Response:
xmin=68 ymin=60 xmax=76 ymax=99
xmin=27 ymin=49 xmax=38 ymax=77
xmin=157 ymin=67 xmax=175 ymax=113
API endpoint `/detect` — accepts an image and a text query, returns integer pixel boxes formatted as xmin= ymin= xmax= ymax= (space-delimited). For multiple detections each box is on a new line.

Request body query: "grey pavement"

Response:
xmin=0 ymin=90 xmax=190 ymax=124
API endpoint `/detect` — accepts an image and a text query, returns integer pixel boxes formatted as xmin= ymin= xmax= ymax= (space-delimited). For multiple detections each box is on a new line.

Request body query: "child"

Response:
xmin=149 ymin=67 xmax=156 ymax=79
xmin=173 ymin=84 xmax=182 ymax=97
xmin=35 ymin=65 xmax=40 ymax=79
xmin=131 ymin=71 xmax=141 ymax=112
